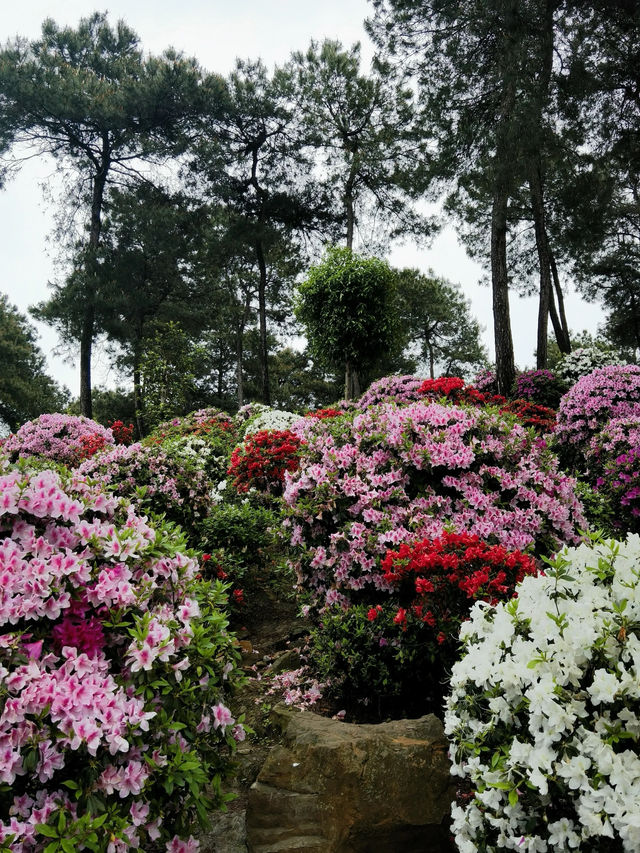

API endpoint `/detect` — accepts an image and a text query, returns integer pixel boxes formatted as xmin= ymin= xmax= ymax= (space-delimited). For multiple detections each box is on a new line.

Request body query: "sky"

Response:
xmin=1 ymin=1 xmax=604 ymax=397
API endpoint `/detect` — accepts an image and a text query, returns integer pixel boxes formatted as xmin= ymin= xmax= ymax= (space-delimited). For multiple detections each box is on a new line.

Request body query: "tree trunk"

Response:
xmin=255 ymin=239 xmax=271 ymax=405
xmin=491 ymin=182 xmax=516 ymax=396
xmin=529 ymin=160 xmax=553 ymax=369
xmin=80 ymin=143 xmax=109 ymax=418
xmin=550 ymin=251 xmax=571 ymax=352
xmin=345 ymin=151 xmax=358 ymax=250
xmin=344 ymin=359 xmax=360 ymax=400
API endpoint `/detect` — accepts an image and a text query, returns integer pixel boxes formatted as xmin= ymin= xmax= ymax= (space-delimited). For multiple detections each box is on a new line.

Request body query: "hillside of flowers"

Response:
xmin=2 ymin=354 xmax=640 ymax=850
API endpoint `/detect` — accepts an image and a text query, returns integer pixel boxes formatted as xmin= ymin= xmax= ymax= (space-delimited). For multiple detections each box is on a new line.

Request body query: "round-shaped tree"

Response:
xmin=295 ymin=247 xmax=400 ymax=399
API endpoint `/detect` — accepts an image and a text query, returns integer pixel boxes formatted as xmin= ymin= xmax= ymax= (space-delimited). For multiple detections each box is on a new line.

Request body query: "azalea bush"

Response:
xmin=109 ymin=420 xmax=135 ymax=446
xmin=3 ymin=414 xmax=115 ymax=467
xmin=446 ymin=533 xmax=640 ymax=853
xmin=499 ymin=400 xmax=556 ymax=434
xmin=228 ymin=429 xmax=302 ymax=497
xmin=556 ymin=345 xmax=624 ymax=385
xmin=236 ymin=406 xmax=301 ymax=438
xmin=511 ymin=369 xmax=567 ymax=409
xmin=554 ymin=365 xmax=640 ymax=459
xmin=585 ymin=416 xmax=640 ymax=536
xmin=0 ymin=465 xmax=244 ymax=851
xmin=357 ymin=375 xmax=426 ymax=408
xmin=309 ymin=534 xmax=538 ymax=720
xmin=77 ymin=442 xmax=212 ymax=541
xmin=285 ymin=401 xmax=585 ymax=611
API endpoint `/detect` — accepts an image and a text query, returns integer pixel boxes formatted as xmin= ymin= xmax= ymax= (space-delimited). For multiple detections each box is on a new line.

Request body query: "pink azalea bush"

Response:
xmin=554 ymin=365 xmax=640 ymax=455
xmin=3 ymin=415 xmax=115 ymax=467
xmin=285 ymin=400 xmax=585 ymax=611
xmin=357 ymin=375 xmax=426 ymax=408
xmin=589 ymin=416 xmax=640 ymax=535
xmin=511 ymin=368 xmax=567 ymax=409
xmin=0 ymin=465 xmax=243 ymax=851
xmin=77 ymin=442 xmax=212 ymax=540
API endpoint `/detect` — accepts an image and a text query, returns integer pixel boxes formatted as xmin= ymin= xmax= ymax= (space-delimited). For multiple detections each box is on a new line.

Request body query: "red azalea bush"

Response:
xmin=381 ymin=531 xmax=538 ymax=648
xmin=305 ymin=408 xmax=344 ymax=420
xmin=108 ymin=420 xmax=135 ymax=446
xmin=307 ymin=533 xmax=539 ymax=720
xmin=228 ymin=429 xmax=302 ymax=496
xmin=3 ymin=414 xmax=115 ymax=467
xmin=499 ymin=400 xmax=556 ymax=433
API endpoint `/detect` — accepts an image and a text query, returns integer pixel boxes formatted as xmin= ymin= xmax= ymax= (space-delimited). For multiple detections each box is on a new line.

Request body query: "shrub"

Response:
xmin=284 ymin=401 xmax=585 ymax=611
xmin=446 ymin=534 xmax=640 ymax=853
xmin=3 ymin=414 xmax=115 ymax=467
xmin=499 ymin=400 xmax=556 ymax=434
xmin=228 ymin=429 xmax=302 ymax=496
xmin=556 ymin=345 xmax=625 ymax=385
xmin=310 ymin=533 xmax=538 ymax=720
xmin=554 ymin=365 xmax=640 ymax=457
xmin=357 ymin=375 xmax=426 ymax=408
xmin=239 ymin=407 xmax=302 ymax=437
xmin=511 ymin=368 xmax=567 ymax=409
xmin=472 ymin=367 xmax=499 ymax=394
xmin=108 ymin=420 xmax=135 ymax=446
xmin=77 ymin=442 xmax=212 ymax=540
xmin=0 ymin=466 xmax=244 ymax=850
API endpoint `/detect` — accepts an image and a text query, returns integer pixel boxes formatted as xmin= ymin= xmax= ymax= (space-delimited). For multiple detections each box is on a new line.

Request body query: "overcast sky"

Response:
xmin=1 ymin=1 xmax=604 ymax=396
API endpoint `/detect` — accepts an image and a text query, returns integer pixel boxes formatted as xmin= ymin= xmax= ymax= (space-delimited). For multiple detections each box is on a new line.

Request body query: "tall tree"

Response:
xmin=290 ymin=39 xmax=429 ymax=250
xmin=0 ymin=13 xmax=224 ymax=416
xmin=190 ymin=59 xmax=331 ymax=404
xmin=395 ymin=269 xmax=488 ymax=378
xmin=0 ymin=294 xmax=68 ymax=432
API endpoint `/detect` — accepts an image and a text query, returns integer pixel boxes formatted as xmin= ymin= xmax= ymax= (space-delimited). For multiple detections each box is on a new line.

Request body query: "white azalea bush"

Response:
xmin=238 ymin=406 xmax=302 ymax=437
xmin=445 ymin=533 xmax=640 ymax=852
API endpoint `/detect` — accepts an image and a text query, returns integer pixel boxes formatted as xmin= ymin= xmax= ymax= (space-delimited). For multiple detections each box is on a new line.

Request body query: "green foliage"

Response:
xmin=295 ymin=247 xmax=401 ymax=398
xmin=573 ymin=478 xmax=617 ymax=540
xmin=0 ymin=294 xmax=68 ymax=432
xmin=67 ymin=386 xmax=135 ymax=429
xmin=308 ymin=603 xmax=442 ymax=721
xmin=395 ymin=267 xmax=488 ymax=379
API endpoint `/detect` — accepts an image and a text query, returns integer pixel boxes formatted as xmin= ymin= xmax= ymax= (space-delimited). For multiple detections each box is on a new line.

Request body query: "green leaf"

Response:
xmin=36 ymin=825 xmax=59 ymax=839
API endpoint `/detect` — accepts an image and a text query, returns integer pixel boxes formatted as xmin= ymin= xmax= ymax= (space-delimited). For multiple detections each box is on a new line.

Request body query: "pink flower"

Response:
xmin=211 ymin=703 xmax=234 ymax=733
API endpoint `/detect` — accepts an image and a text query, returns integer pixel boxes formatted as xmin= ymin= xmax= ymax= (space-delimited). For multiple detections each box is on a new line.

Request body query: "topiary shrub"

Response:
xmin=3 ymin=414 xmax=115 ymax=467
xmin=285 ymin=401 xmax=585 ymax=612
xmin=446 ymin=533 xmax=640 ymax=853
xmin=511 ymin=368 xmax=568 ymax=409
xmin=554 ymin=365 xmax=640 ymax=460
xmin=0 ymin=466 xmax=244 ymax=850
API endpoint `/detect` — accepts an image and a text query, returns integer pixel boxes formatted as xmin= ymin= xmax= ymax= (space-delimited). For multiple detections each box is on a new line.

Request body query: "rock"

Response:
xmin=269 ymin=649 xmax=303 ymax=674
xmin=199 ymin=805 xmax=248 ymax=853
xmin=246 ymin=706 xmax=456 ymax=853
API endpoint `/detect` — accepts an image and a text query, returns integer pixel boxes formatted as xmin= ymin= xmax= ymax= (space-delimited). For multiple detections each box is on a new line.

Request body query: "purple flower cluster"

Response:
xmin=512 ymin=369 xmax=567 ymax=409
xmin=3 ymin=414 xmax=115 ymax=467
xmin=555 ymin=365 xmax=640 ymax=452
xmin=589 ymin=416 xmax=640 ymax=534
xmin=357 ymin=375 xmax=426 ymax=408
xmin=0 ymin=466 xmax=242 ymax=848
xmin=284 ymin=401 xmax=585 ymax=610
xmin=472 ymin=368 xmax=498 ymax=394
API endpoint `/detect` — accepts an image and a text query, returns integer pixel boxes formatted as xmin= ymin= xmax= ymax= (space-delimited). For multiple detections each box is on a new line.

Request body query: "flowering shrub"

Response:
xmin=446 ymin=533 xmax=640 ymax=853
xmin=0 ymin=466 xmax=244 ymax=850
xmin=150 ymin=408 xmax=236 ymax=445
xmin=240 ymin=407 xmax=302 ymax=438
xmin=3 ymin=414 xmax=115 ymax=467
xmin=554 ymin=365 xmax=640 ymax=455
xmin=228 ymin=429 xmax=302 ymax=496
xmin=77 ymin=442 xmax=212 ymax=539
xmin=305 ymin=407 xmax=344 ymax=420
xmin=108 ymin=420 xmax=135 ymax=446
xmin=511 ymin=369 xmax=567 ymax=409
xmin=472 ymin=368 xmax=498 ymax=395
xmin=309 ymin=533 xmax=537 ymax=720
xmin=357 ymin=375 xmax=426 ymax=408
xmin=499 ymin=400 xmax=556 ymax=434
xmin=284 ymin=401 xmax=585 ymax=610
xmin=556 ymin=345 xmax=624 ymax=385
xmin=586 ymin=417 xmax=640 ymax=535
xmin=419 ymin=376 xmax=487 ymax=406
